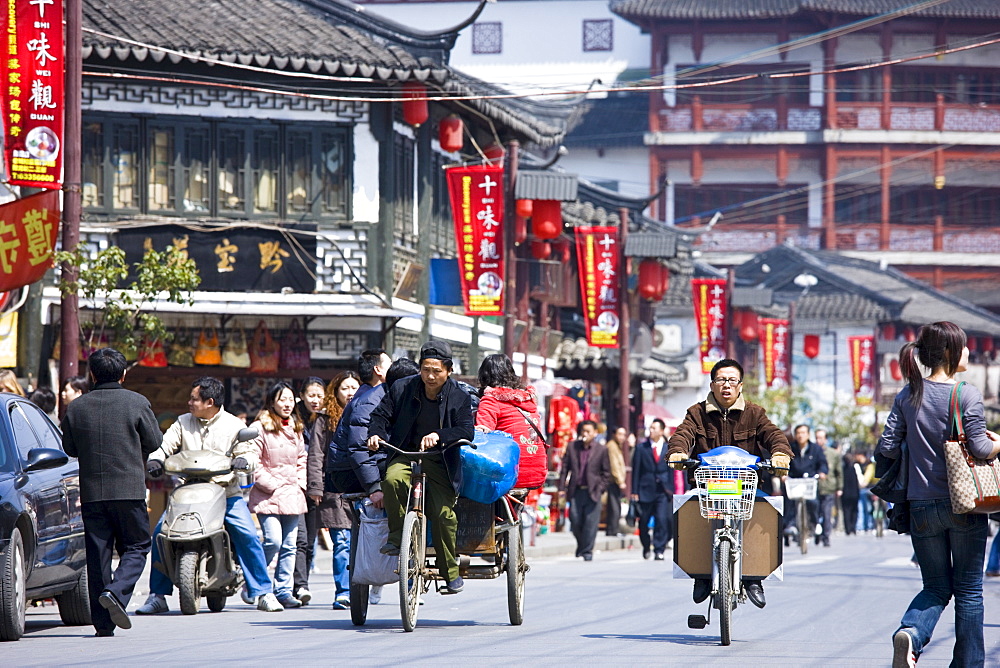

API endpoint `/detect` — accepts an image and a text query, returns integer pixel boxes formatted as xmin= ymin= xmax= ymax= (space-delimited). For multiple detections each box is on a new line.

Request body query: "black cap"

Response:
xmin=419 ymin=340 xmax=453 ymax=363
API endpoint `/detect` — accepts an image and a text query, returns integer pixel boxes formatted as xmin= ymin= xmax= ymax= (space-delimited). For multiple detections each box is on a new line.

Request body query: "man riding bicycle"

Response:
xmin=666 ymin=359 xmax=793 ymax=609
xmin=366 ymin=341 xmax=474 ymax=595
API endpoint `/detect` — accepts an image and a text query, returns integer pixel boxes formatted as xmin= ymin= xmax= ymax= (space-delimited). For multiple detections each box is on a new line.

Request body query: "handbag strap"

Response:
xmin=949 ymin=380 xmax=967 ymax=442
xmin=515 ymin=406 xmax=548 ymax=446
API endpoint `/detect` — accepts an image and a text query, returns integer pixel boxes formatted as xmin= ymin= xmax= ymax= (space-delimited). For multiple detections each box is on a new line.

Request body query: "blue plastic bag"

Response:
xmin=459 ymin=430 xmax=520 ymax=504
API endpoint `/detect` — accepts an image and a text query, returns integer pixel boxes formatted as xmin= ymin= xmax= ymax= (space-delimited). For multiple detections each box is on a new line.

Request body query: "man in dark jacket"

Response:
xmin=666 ymin=358 xmax=793 ymax=610
xmin=632 ymin=418 xmax=674 ymax=560
xmin=366 ymin=340 xmax=474 ymax=594
xmin=786 ymin=424 xmax=829 ymax=542
xmin=558 ymin=420 xmax=611 ymax=561
xmin=61 ymin=348 xmax=163 ymax=636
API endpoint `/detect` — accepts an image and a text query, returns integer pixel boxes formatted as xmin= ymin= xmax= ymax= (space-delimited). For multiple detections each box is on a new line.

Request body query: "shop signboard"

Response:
xmin=445 ymin=164 xmax=505 ymax=316
xmin=2 ymin=0 xmax=64 ymax=188
xmin=848 ymin=334 xmax=875 ymax=406
xmin=574 ymin=225 xmax=620 ymax=348
xmin=0 ymin=190 xmax=60 ymax=291
xmin=118 ymin=224 xmax=318 ymax=293
xmin=691 ymin=278 xmax=727 ymax=373
xmin=759 ymin=318 xmax=790 ymax=389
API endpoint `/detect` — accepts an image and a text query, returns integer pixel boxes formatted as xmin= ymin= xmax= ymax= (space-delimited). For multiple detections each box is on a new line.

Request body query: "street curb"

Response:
xmin=524 ymin=533 xmax=641 ymax=559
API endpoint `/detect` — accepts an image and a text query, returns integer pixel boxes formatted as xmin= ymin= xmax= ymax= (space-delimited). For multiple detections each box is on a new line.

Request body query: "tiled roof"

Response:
xmin=563 ymin=92 xmax=647 ymax=149
xmin=612 ymin=0 xmax=1000 ymax=22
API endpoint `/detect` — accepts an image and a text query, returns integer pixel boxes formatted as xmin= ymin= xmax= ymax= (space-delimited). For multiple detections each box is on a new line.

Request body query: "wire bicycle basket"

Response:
xmin=694 ymin=467 xmax=758 ymax=520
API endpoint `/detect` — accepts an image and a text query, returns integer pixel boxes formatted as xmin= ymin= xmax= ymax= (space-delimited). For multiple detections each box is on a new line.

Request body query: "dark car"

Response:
xmin=0 ymin=393 xmax=89 ymax=641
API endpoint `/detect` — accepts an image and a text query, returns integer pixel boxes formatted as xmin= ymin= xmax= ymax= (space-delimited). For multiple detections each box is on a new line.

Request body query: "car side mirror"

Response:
xmin=25 ymin=447 xmax=70 ymax=472
xmin=236 ymin=427 xmax=259 ymax=443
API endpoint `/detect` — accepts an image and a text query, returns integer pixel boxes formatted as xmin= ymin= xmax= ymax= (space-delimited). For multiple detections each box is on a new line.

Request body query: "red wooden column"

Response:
xmin=881 ymin=26 xmax=893 ymax=130
xmin=880 ymin=145 xmax=891 ymax=249
xmin=824 ymin=38 xmax=838 ymax=129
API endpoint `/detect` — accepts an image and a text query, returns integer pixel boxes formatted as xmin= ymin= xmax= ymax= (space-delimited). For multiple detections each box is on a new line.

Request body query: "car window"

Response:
xmin=10 ymin=404 xmax=41 ymax=462
xmin=20 ymin=401 xmax=64 ymax=452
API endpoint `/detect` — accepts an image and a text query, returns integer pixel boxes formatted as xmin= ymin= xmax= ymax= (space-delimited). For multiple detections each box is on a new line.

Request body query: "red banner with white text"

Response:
xmin=2 ymin=0 xmax=64 ymax=188
xmin=446 ymin=165 xmax=505 ymax=316
xmin=0 ymin=190 xmax=60 ymax=291
xmin=759 ymin=318 xmax=791 ymax=389
xmin=574 ymin=225 xmax=620 ymax=348
xmin=848 ymin=335 xmax=876 ymax=406
xmin=691 ymin=278 xmax=728 ymax=372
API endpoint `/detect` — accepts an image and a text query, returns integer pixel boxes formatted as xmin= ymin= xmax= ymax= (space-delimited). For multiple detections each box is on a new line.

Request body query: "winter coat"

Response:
xmin=307 ymin=413 xmax=354 ymax=529
xmin=475 ymin=386 xmax=547 ymax=489
xmin=558 ymin=439 xmax=611 ymax=503
xmin=367 ymin=375 xmax=475 ymax=495
xmin=667 ymin=392 xmax=793 ymax=460
xmin=248 ymin=418 xmax=307 ymax=516
xmin=327 ymin=382 xmax=387 ymax=494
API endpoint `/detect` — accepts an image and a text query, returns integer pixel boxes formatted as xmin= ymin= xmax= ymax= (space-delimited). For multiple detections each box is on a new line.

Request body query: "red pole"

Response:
xmin=60 ymin=0 xmax=82 ymax=384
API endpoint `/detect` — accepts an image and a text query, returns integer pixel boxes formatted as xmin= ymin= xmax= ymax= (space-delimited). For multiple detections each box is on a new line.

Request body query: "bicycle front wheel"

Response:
xmin=398 ymin=512 xmax=423 ymax=632
xmin=717 ymin=538 xmax=733 ymax=646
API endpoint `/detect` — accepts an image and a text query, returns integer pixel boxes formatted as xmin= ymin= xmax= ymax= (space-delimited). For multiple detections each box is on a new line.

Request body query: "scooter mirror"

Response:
xmin=236 ymin=427 xmax=259 ymax=443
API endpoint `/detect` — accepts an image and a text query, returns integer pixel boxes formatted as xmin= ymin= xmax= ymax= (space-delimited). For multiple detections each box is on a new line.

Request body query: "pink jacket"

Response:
xmin=248 ymin=420 xmax=308 ymax=516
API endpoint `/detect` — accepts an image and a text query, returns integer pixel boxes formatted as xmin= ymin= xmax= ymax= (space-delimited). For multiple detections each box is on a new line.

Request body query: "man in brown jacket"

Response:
xmin=667 ymin=358 xmax=792 ymax=609
xmin=558 ymin=420 xmax=611 ymax=561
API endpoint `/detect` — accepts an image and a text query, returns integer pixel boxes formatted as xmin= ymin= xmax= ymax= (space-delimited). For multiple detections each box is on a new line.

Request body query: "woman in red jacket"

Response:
xmin=475 ymin=354 xmax=547 ymax=489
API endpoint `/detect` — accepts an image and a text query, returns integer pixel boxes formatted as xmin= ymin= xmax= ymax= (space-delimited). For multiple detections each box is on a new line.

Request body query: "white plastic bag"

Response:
xmin=352 ymin=499 xmax=399 ymax=586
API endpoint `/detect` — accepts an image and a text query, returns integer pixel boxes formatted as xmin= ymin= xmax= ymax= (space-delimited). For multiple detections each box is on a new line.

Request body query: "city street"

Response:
xmin=6 ymin=531 xmax=1000 ymax=666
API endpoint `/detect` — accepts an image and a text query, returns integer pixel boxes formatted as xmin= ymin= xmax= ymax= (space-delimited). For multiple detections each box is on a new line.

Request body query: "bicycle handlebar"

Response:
xmin=674 ymin=457 xmax=788 ymax=475
xmin=376 ymin=438 xmax=476 ymax=457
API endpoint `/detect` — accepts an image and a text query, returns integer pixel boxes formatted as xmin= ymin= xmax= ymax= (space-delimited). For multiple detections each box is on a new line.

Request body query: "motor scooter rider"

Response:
xmin=666 ymin=359 xmax=793 ymax=610
xmin=137 ymin=377 xmax=284 ymax=614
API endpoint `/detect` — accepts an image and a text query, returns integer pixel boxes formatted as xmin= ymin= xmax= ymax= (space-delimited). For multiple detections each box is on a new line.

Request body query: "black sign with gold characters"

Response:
xmin=118 ymin=224 xmax=318 ymax=293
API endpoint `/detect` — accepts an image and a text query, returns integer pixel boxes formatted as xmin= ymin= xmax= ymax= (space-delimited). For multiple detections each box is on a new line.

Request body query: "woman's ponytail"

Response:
xmin=899 ymin=341 xmax=924 ymax=407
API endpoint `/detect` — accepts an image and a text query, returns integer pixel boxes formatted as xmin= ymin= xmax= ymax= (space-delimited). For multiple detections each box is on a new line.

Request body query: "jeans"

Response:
xmin=897 ymin=499 xmax=987 ymax=667
xmin=818 ymin=494 xmax=835 ymax=545
xmin=149 ymin=495 xmax=273 ymax=599
xmin=858 ymin=489 xmax=874 ymax=531
xmin=330 ymin=528 xmax=350 ymax=597
xmin=259 ymin=513 xmax=300 ymax=599
xmin=986 ymin=529 xmax=1000 ymax=573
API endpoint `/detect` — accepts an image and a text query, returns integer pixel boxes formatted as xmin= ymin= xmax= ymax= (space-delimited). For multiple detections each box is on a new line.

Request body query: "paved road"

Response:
xmin=6 ymin=532 xmax=1000 ymax=666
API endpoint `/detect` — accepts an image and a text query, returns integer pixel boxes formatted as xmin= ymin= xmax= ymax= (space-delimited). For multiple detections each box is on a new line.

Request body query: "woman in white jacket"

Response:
xmin=249 ymin=381 xmax=307 ymax=608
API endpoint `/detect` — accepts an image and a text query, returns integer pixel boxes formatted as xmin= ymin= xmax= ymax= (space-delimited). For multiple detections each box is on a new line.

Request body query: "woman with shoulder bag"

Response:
xmin=878 ymin=321 xmax=1000 ymax=667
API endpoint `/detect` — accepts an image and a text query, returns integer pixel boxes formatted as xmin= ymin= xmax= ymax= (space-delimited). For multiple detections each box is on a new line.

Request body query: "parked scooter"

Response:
xmin=156 ymin=427 xmax=258 ymax=615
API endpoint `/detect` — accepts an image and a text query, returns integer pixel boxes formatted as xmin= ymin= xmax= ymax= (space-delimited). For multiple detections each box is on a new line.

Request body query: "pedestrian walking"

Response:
xmin=248 ymin=381 xmax=308 ymax=609
xmin=293 ymin=376 xmax=326 ymax=605
xmin=60 ymin=374 xmax=89 ymax=410
xmin=61 ymin=348 xmax=163 ymax=636
xmin=632 ymin=419 xmax=674 ymax=559
xmin=604 ymin=427 xmax=629 ymax=536
xmin=878 ymin=321 xmax=1000 ymax=667
xmin=841 ymin=451 xmax=861 ymax=535
xmin=558 ymin=420 xmax=610 ymax=561
xmin=786 ymin=425 xmax=828 ymax=540
xmin=815 ymin=428 xmax=842 ymax=545
xmin=307 ymin=371 xmax=360 ymax=610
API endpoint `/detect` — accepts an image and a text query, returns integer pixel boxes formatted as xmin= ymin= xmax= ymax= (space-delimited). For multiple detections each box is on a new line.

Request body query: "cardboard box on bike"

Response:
xmin=672 ymin=493 xmax=784 ymax=580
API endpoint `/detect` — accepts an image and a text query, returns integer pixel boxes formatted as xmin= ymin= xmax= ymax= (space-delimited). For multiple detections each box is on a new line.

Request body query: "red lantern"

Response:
xmin=882 ymin=323 xmax=896 ymax=340
xmin=438 ymin=115 xmax=463 ymax=152
xmin=968 ymin=336 xmax=978 ymax=352
xmin=515 ymin=199 xmax=533 ymax=218
xmin=483 ymin=143 xmax=505 ymax=164
xmin=514 ymin=214 xmax=527 ymax=245
xmin=903 ymin=326 xmax=916 ymax=342
xmin=803 ymin=334 xmax=820 ymax=359
xmin=983 ymin=337 xmax=995 ymax=353
xmin=638 ymin=259 xmax=663 ymax=301
xmin=532 ymin=200 xmax=562 ymax=240
xmin=738 ymin=311 xmax=758 ymax=342
xmin=530 ymin=240 xmax=551 ymax=260
xmin=401 ymin=82 xmax=429 ymax=127
xmin=552 ymin=237 xmax=571 ymax=263
xmin=890 ymin=359 xmax=902 ymax=381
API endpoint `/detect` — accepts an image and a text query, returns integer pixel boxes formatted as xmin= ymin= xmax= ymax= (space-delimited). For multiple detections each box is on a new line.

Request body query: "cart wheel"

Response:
xmin=687 ymin=614 xmax=708 ymax=630
xmin=349 ymin=518 xmax=369 ymax=626
xmin=399 ymin=512 xmax=423 ymax=632
xmin=506 ymin=526 xmax=525 ymax=626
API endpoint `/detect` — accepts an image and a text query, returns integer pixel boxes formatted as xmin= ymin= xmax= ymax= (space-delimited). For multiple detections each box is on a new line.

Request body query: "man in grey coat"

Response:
xmin=61 ymin=348 xmax=162 ymax=636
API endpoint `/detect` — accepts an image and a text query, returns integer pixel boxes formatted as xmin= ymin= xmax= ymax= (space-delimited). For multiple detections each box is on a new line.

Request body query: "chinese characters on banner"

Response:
xmin=759 ymin=318 xmax=791 ymax=389
xmin=691 ymin=278 xmax=728 ymax=372
xmin=574 ymin=226 xmax=620 ymax=348
xmin=2 ymin=0 xmax=64 ymax=188
xmin=445 ymin=165 xmax=505 ymax=316
xmin=0 ymin=190 xmax=60 ymax=291
xmin=848 ymin=335 xmax=875 ymax=405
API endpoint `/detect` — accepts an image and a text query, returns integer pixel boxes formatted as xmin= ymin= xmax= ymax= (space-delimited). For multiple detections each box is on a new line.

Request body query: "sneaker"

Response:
xmin=332 ymin=594 xmax=350 ymax=610
xmin=136 ymin=593 xmax=169 ymax=615
xmin=654 ymin=552 xmax=665 ymax=561
xmin=379 ymin=543 xmax=400 ymax=556
xmin=256 ymin=593 xmax=284 ymax=612
xmin=296 ymin=588 xmax=312 ymax=606
xmin=893 ymin=629 xmax=918 ymax=667
xmin=442 ymin=576 xmax=464 ymax=594
xmin=369 ymin=586 xmax=382 ymax=605
xmin=277 ymin=595 xmax=302 ymax=609
xmin=986 ymin=570 xmax=1000 ymax=577
xmin=241 ymin=586 xmax=255 ymax=605
xmin=815 ymin=523 xmax=824 ymax=536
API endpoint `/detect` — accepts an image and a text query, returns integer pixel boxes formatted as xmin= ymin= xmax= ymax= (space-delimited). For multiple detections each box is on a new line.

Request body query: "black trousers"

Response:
xmin=605 ymin=485 xmax=623 ymax=536
xmin=81 ymin=500 xmax=151 ymax=633
xmin=638 ymin=494 xmax=673 ymax=554
xmin=569 ymin=487 xmax=602 ymax=558
xmin=293 ymin=504 xmax=319 ymax=594
xmin=841 ymin=495 xmax=859 ymax=535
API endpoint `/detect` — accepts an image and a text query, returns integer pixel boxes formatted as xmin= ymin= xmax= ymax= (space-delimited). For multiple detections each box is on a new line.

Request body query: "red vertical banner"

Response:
xmin=691 ymin=278 xmax=728 ymax=372
xmin=2 ymin=0 xmax=65 ymax=188
xmin=759 ymin=318 xmax=791 ymax=389
xmin=848 ymin=335 xmax=875 ymax=406
xmin=0 ymin=190 xmax=60 ymax=291
xmin=574 ymin=225 xmax=620 ymax=348
xmin=445 ymin=165 xmax=505 ymax=316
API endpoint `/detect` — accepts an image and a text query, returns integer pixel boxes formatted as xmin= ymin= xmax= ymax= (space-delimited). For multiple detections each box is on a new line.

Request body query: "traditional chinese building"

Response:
xmin=612 ymin=0 xmax=1000 ymax=314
